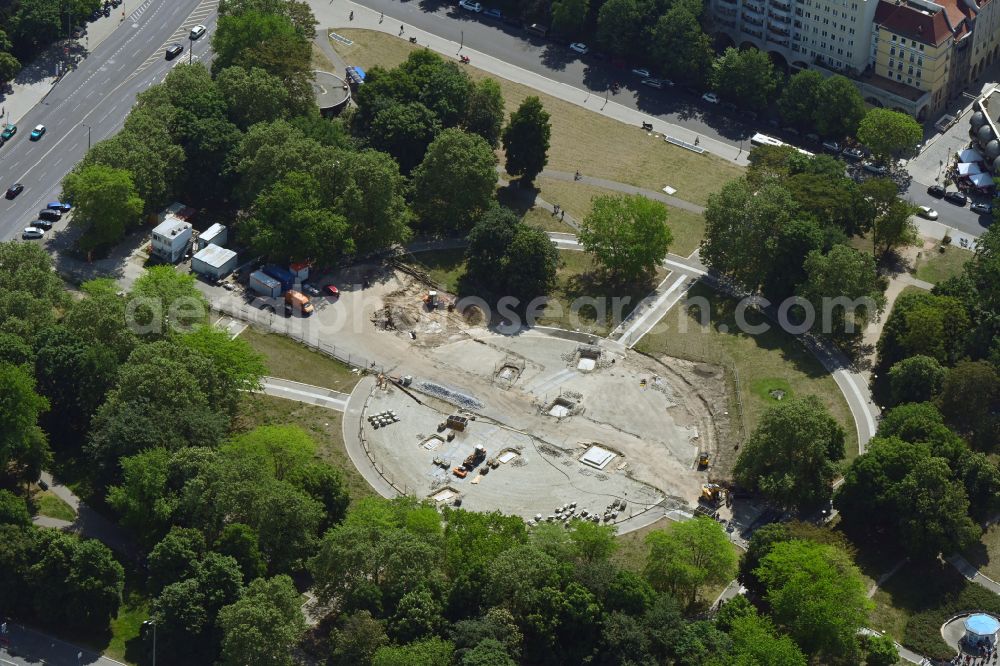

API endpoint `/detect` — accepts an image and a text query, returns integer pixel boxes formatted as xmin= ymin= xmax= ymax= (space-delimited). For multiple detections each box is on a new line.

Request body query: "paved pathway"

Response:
xmin=541 ymin=169 xmax=707 ymax=215
xmin=0 ymin=621 xmax=126 ymax=666
xmin=946 ymin=553 xmax=1000 ymax=595
xmin=341 ymin=375 xmax=399 ymax=498
xmin=260 ymin=376 xmax=350 ymax=412
xmin=32 ymin=472 xmax=137 ymax=560
xmin=859 ymin=628 xmax=932 ymax=665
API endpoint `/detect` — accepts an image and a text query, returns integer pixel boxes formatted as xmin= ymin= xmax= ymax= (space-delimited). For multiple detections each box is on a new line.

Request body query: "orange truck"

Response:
xmin=284 ymin=289 xmax=314 ymax=315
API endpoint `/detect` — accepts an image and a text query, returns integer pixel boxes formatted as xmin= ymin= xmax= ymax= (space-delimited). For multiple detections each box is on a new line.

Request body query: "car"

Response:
xmin=22 ymin=227 xmax=44 ymax=240
xmin=30 ymin=219 xmax=53 ymax=230
xmin=641 ymin=78 xmax=672 ymax=89
xmin=842 ymin=147 xmax=864 ymax=160
xmin=782 ymin=127 xmax=801 ymax=137
xmin=862 ymin=162 xmax=887 ymax=175
xmin=5 ymin=184 xmax=23 ymax=199
xmin=37 ymin=209 xmax=62 ymax=222
xmin=569 ymin=42 xmax=589 ymax=55
xmin=927 ymin=184 xmax=946 ymax=198
xmin=458 ymin=0 xmax=483 ymax=11
xmin=302 ymin=283 xmax=321 ymax=297
xmin=945 ymin=190 xmax=968 ymax=206
xmin=165 ymin=43 xmax=183 ymax=59
xmin=631 ymin=67 xmax=651 ymax=78
xmin=29 ymin=125 xmax=45 ymax=140
xmin=971 ymin=202 xmax=993 ymax=215
xmin=323 ymin=284 xmax=340 ymax=297
xmin=47 ymin=201 xmax=72 ymax=212
xmin=702 ymin=92 xmax=719 ymax=104
xmin=189 ymin=24 xmax=206 ymax=40
xmin=822 ymin=140 xmax=841 ymax=154
xmin=1 ymin=124 xmax=15 ymax=141
xmin=483 ymin=7 xmax=502 ymax=18
xmin=805 ymin=133 xmax=820 ymax=143
xmin=89 ymin=9 xmax=102 ymax=20
xmin=917 ymin=206 xmax=938 ymax=220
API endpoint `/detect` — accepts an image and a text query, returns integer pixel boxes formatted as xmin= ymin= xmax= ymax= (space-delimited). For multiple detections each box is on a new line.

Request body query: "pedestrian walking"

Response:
xmin=400 ymin=24 xmax=404 ymax=34
xmin=560 ymin=210 xmax=565 ymax=220
xmin=380 ymin=11 xmax=384 ymax=23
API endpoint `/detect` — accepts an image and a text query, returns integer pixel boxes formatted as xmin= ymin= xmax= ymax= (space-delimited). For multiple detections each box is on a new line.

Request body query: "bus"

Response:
xmin=749 ymin=132 xmax=814 ymax=157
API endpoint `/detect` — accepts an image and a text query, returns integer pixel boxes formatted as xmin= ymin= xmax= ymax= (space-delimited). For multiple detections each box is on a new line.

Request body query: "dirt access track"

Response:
xmin=218 ymin=263 xmax=734 ymax=524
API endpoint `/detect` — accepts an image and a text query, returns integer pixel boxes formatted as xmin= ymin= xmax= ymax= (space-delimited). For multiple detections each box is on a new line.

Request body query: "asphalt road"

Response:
xmin=1 ymin=621 xmax=126 ymax=666
xmin=338 ymin=0 xmax=992 ymax=237
xmin=0 ymin=0 xmax=219 ymax=242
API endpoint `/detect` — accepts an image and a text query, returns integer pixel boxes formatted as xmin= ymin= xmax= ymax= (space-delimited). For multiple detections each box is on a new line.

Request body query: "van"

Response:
xmin=526 ymin=23 xmax=548 ymax=37
xmin=284 ymin=290 xmax=314 ymax=316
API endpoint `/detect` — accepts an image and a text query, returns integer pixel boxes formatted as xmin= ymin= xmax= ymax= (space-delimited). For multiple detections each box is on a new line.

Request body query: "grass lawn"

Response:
xmin=962 ymin=523 xmax=1000 ymax=582
xmin=496 ymin=184 xmax=577 ymax=233
xmin=239 ymin=326 xmax=361 ymax=393
xmin=399 ymin=248 xmax=467 ymax=293
xmin=613 ymin=516 xmax=739 ymax=606
xmin=913 ymin=244 xmax=973 ymax=284
xmin=636 ymin=282 xmax=859 ymax=457
xmin=235 ymin=393 xmax=375 ymax=501
xmin=535 ymin=177 xmax=706 ymax=257
xmin=329 ymin=29 xmax=742 ymax=206
xmin=105 ymin=591 xmax=149 ymax=664
xmin=33 ymin=490 xmax=76 ymax=521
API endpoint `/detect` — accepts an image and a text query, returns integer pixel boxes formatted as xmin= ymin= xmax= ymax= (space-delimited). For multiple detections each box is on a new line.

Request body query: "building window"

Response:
xmin=909 ymin=54 xmax=915 ymax=62
xmin=919 ymin=44 xmax=924 ymax=51
xmin=907 ymin=77 xmax=912 ymax=84
xmin=890 ymin=47 xmax=895 ymax=55
xmin=849 ymin=40 xmax=853 ymax=46
xmin=918 ymin=57 xmax=923 ymax=65
xmin=916 ymin=69 xmax=922 ymax=77
xmin=911 ymin=39 xmax=916 ymax=46
xmin=889 ymin=58 xmax=894 ymax=67
xmin=898 ymin=62 xmax=903 ymax=70
xmin=892 ymin=34 xmax=897 ymax=41
xmin=908 ymin=66 xmax=913 ymax=74
xmin=822 ymin=30 xmax=827 ymax=36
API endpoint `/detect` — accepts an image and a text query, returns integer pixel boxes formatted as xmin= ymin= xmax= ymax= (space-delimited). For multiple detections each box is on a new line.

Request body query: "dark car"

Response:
xmin=5 ymin=183 xmax=23 ymax=199
xmin=301 ymin=283 xmax=321 ymax=297
xmin=37 ymin=208 xmax=62 ymax=222
xmin=483 ymin=7 xmax=502 ymax=18
xmin=30 ymin=219 xmax=53 ymax=231
xmin=842 ymin=147 xmax=865 ymax=160
xmin=822 ymin=140 xmax=841 ymax=153
xmin=945 ymin=190 xmax=968 ymax=206
xmin=927 ymin=184 xmax=946 ymax=198
xmin=165 ymin=44 xmax=184 ymax=59
xmin=971 ymin=202 xmax=992 ymax=215
xmin=47 ymin=201 xmax=72 ymax=212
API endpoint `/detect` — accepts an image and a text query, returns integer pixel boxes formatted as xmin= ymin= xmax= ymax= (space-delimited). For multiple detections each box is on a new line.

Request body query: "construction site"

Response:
xmin=349 ymin=261 xmax=739 ymax=525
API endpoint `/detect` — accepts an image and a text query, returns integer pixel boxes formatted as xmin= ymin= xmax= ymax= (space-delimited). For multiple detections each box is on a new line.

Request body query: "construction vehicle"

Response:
xmin=447 ymin=415 xmax=469 ymax=431
xmin=697 ymin=452 xmax=710 ymax=469
xmin=284 ymin=289 xmax=314 ymax=315
xmin=452 ymin=467 xmax=468 ymax=479
xmin=462 ymin=444 xmax=487 ymax=471
xmin=701 ymin=483 xmax=724 ymax=506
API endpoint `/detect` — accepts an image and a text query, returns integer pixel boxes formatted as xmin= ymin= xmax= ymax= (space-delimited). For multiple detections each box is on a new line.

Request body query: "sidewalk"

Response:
xmin=0 ymin=0 xmax=149 ymax=126
xmin=316 ymin=1 xmax=748 ymax=168
xmin=0 ymin=622 xmax=126 ymax=666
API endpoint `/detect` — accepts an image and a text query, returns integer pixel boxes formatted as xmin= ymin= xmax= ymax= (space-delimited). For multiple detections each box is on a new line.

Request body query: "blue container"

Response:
xmin=262 ymin=264 xmax=295 ymax=291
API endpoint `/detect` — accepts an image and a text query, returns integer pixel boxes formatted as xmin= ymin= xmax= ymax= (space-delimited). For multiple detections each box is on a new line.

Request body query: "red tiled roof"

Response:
xmin=875 ymin=0 xmax=968 ymax=46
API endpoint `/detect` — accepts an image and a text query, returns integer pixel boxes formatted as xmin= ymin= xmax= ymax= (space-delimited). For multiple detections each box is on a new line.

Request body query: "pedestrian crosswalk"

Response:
xmin=128 ymin=0 xmax=218 ymax=81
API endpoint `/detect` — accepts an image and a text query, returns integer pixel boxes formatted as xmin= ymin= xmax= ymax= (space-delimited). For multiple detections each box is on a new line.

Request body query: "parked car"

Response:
xmin=483 ymin=7 xmax=502 ymax=18
xmin=822 ymin=140 xmax=841 ymax=154
xmin=841 ymin=147 xmax=864 ymax=160
xmin=862 ymin=162 xmax=887 ymax=175
xmin=22 ymin=227 xmax=44 ymax=240
xmin=29 ymin=125 xmax=45 ymax=140
xmin=47 ymin=201 xmax=72 ymax=212
xmin=971 ymin=202 xmax=993 ymax=215
xmin=631 ymin=67 xmax=651 ymax=78
xmin=917 ymin=206 xmax=938 ymax=220
xmin=189 ymin=24 xmax=206 ymax=40
xmin=323 ymin=284 xmax=340 ymax=297
xmin=5 ymin=183 xmax=24 ymax=199
xmin=641 ymin=78 xmax=672 ymax=89
xmin=30 ymin=219 xmax=53 ymax=230
xmin=927 ymin=184 xmax=946 ymax=198
xmin=459 ymin=0 xmax=482 ymax=11
xmin=805 ymin=133 xmax=820 ymax=143
xmin=165 ymin=43 xmax=183 ymax=59
xmin=701 ymin=92 xmax=719 ymax=104
xmin=302 ymin=283 xmax=321 ymax=297
xmin=1 ymin=124 xmax=16 ymax=141
xmin=569 ymin=42 xmax=588 ymax=54
xmin=782 ymin=127 xmax=801 ymax=137
xmin=37 ymin=209 xmax=62 ymax=222
xmin=945 ymin=190 xmax=968 ymax=206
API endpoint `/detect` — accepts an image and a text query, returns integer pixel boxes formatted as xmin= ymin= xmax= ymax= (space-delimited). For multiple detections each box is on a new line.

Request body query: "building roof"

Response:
xmin=875 ymin=0 xmax=971 ymax=46
xmin=152 ymin=216 xmax=191 ymax=238
xmin=201 ymin=223 xmax=226 ymax=239
xmin=193 ymin=244 xmax=237 ymax=269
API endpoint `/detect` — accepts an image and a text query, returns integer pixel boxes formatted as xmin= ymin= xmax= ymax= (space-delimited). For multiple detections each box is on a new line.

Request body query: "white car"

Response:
xmin=22 ymin=227 xmax=44 ymax=240
xmin=632 ymin=67 xmax=651 ymax=78
xmin=702 ymin=92 xmax=720 ymax=104
xmin=459 ymin=0 xmax=482 ymax=11
xmin=569 ymin=42 xmax=589 ymax=55
xmin=189 ymin=24 xmax=206 ymax=40
xmin=917 ymin=206 xmax=939 ymax=220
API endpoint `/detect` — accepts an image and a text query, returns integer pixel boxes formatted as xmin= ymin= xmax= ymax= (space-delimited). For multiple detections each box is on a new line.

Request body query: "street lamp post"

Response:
xmin=142 ymin=619 xmax=156 ymax=666
xmin=82 ymin=123 xmax=91 ymax=150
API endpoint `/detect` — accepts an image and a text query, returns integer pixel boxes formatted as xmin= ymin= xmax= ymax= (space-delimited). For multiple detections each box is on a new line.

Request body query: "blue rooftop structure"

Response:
xmin=966 ymin=614 xmax=1000 ymax=637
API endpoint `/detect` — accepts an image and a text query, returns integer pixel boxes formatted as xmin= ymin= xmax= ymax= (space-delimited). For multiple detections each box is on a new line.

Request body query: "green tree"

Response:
xmin=130 ymin=266 xmax=210 ymax=334
xmin=180 ymin=325 xmax=267 ymax=414
xmin=502 ymin=96 xmax=550 ymax=184
xmin=148 ymin=527 xmax=207 ymax=593
xmin=578 ymin=194 xmax=672 ymax=283
xmin=756 ymin=539 xmax=871 ymax=660
xmin=728 ymin=612 xmax=807 ymax=666
xmin=816 ymin=75 xmax=867 ymax=138
xmin=734 ymin=396 xmax=845 ymax=511
xmin=338 ymin=149 xmax=412 ymax=255
xmin=0 ymin=489 xmax=30 ymax=526
xmin=643 ymin=516 xmax=737 ymax=608
xmin=551 ymin=0 xmax=589 ymax=36
xmin=373 ymin=637 xmax=454 ymax=666
xmin=369 ymin=102 xmax=442 ymax=174
xmin=0 ymin=363 xmax=50 ymax=485
xmin=874 ymin=291 xmax=970 ymax=375
xmin=596 ymin=0 xmax=641 ymax=59
xmin=460 ymin=639 xmax=515 ymax=666
xmin=216 ymin=65 xmax=291 ymax=129
xmin=798 ymin=245 xmax=886 ymax=341
xmin=211 ymin=11 xmax=311 ymax=81
xmin=223 ymin=425 xmax=316 ymax=481
xmin=888 ymin=355 xmax=946 ymax=406
xmin=411 ymin=128 xmax=497 ymax=235
xmin=464 ymin=78 xmax=505 ymax=147
xmin=859 ymin=178 xmax=918 ymax=261
xmin=61 ymin=164 xmax=144 ymax=257
xmin=214 ymin=523 xmax=267 ymax=582
xmin=778 ymin=70 xmax=824 ymax=130
xmin=227 ymin=120 xmax=327 ymax=206
xmin=218 ymin=575 xmax=307 ymax=666
xmin=390 ymin=587 xmax=444 ymax=643
xmin=330 ymin=611 xmax=389 ymax=666
xmin=0 ymin=52 xmax=20 ymax=83
xmin=862 ymin=633 xmax=900 ymax=666
xmin=153 ymin=578 xmax=212 ymax=663
xmin=651 ymin=5 xmax=714 ymax=87
xmin=937 ymin=361 xmax=1000 ymax=450
xmin=711 ymin=47 xmax=777 ymax=111
xmin=857 ymin=108 xmax=923 ymax=161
